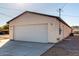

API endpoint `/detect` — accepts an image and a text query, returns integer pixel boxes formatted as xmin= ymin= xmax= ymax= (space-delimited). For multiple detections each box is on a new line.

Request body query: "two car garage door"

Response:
xmin=14 ymin=24 xmax=48 ymax=43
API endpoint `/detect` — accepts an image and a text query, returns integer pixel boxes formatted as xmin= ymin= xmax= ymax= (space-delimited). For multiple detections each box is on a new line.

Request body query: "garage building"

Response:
xmin=7 ymin=11 xmax=72 ymax=43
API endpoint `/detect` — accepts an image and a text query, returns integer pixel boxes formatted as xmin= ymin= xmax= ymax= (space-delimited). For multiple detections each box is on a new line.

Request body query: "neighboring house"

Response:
xmin=7 ymin=11 xmax=72 ymax=43
xmin=72 ymin=26 xmax=79 ymax=36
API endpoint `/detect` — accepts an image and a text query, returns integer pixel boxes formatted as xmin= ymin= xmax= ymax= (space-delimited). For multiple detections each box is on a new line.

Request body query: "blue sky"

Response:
xmin=0 ymin=3 xmax=79 ymax=26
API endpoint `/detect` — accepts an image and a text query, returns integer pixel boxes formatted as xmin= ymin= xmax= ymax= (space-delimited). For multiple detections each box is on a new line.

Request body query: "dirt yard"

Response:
xmin=0 ymin=35 xmax=9 ymax=47
xmin=42 ymin=36 xmax=79 ymax=56
xmin=0 ymin=35 xmax=9 ymax=40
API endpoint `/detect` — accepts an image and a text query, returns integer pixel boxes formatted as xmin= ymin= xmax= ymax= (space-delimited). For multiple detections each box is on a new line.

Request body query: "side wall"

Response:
xmin=59 ymin=22 xmax=72 ymax=40
xmin=63 ymin=24 xmax=72 ymax=38
xmin=48 ymin=18 xmax=60 ymax=43
xmin=48 ymin=18 xmax=72 ymax=43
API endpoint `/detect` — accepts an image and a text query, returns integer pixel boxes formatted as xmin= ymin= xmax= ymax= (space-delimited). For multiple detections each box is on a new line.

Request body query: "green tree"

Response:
xmin=0 ymin=27 xmax=2 ymax=31
xmin=2 ymin=24 xmax=9 ymax=30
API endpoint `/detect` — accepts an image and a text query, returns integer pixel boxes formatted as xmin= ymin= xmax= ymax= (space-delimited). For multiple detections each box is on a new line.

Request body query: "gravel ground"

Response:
xmin=42 ymin=36 xmax=79 ymax=56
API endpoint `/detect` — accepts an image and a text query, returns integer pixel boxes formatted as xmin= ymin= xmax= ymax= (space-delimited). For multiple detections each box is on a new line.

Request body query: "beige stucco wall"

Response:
xmin=9 ymin=12 xmax=72 ymax=43
xmin=9 ymin=13 xmax=53 ymax=26
xmin=63 ymin=24 xmax=72 ymax=38
xmin=9 ymin=12 xmax=56 ymax=42
xmin=59 ymin=22 xmax=64 ymax=40
xmin=59 ymin=22 xmax=71 ymax=40
xmin=48 ymin=18 xmax=72 ymax=43
xmin=48 ymin=18 xmax=60 ymax=43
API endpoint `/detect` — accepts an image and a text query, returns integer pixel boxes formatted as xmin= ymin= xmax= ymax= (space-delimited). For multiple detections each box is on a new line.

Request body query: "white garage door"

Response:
xmin=14 ymin=24 xmax=48 ymax=43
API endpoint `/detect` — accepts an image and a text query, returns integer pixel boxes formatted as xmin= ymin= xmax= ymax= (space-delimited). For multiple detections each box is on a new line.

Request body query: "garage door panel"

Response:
xmin=14 ymin=24 xmax=48 ymax=43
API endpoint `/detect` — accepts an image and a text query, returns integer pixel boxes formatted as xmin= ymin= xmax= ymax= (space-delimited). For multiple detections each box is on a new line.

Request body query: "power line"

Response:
xmin=62 ymin=14 xmax=79 ymax=18
xmin=56 ymin=3 xmax=68 ymax=18
xmin=0 ymin=6 xmax=21 ymax=11
xmin=0 ymin=6 xmax=28 ymax=17
xmin=0 ymin=6 xmax=25 ymax=18
xmin=0 ymin=12 xmax=12 ymax=17
xmin=56 ymin=4 xmax=67 ymax=17
xmin=58 ymin=4 xmax=79 ymax=18
xmin=61 ymin=3 xmax=67 ymax=10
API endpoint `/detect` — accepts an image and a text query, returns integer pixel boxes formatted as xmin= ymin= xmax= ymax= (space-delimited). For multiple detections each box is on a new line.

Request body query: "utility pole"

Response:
xmin=59 ymin=8 xmax=62 ymax=18
xmin=58 ymin=8 xmax=62 ymax=35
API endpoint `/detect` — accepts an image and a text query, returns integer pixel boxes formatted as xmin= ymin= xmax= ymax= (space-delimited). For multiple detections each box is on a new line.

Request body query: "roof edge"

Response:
xmin=7 ymin=11 xmax=72 ymax=29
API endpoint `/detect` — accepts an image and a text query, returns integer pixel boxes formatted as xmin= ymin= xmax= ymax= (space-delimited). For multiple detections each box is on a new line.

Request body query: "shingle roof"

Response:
xmin=7 ymin=11 xmax=71 ymax=28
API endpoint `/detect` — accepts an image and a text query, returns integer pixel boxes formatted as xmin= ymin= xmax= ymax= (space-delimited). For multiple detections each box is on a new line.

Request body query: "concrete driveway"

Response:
xmin=0 ymin=40 xmax=53 ymax=56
